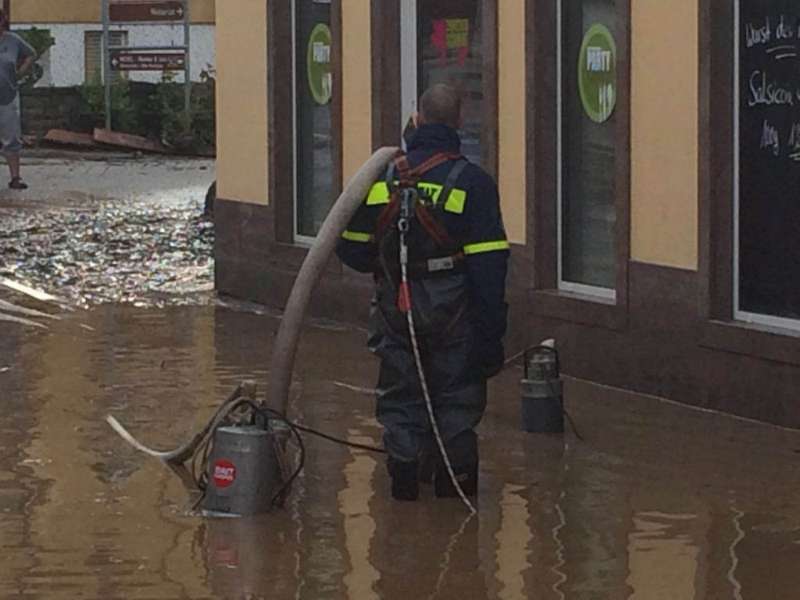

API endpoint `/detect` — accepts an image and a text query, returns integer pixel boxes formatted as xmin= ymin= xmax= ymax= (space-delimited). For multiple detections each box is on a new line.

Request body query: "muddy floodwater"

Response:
xmin=2 ymin=300 xmax=800 ymax=599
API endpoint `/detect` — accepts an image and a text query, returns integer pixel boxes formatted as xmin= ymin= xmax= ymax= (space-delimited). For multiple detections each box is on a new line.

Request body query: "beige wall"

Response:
xmin=14 ymin=0 xmax=215 ymax=24
xmin=341 ymin=0 xmax=372 ymax=184
xmin=215 ymin=0 xmax=268 ymax=205
xmin=498 ymin=0 xmax=527 ymax=245
xmin=630 ymin=0 xmax=698 ymax=270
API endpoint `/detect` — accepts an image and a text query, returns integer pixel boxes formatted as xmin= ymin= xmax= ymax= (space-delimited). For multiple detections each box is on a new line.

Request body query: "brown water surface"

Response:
xmin=1 ymin=302 xmax=799 ymax=599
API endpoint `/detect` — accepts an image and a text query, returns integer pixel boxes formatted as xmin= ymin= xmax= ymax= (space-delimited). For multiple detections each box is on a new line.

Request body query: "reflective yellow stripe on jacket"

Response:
xmin=364 ymin=181 xmax=467 ymax=214
xmin=463 ymin=240 xmax=510 ymax=255
xmin=342 ymin=230 xmax=372 ymax=243
xmin=366 ymin=182 xmax=390 ymax=205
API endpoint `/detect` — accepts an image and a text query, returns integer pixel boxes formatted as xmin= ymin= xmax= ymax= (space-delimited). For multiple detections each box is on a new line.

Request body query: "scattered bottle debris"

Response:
xmin=0 ymin=199 xmax=214 ymax=308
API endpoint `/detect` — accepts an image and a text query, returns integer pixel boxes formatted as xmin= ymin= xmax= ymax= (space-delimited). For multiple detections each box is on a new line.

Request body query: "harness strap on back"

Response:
xmin=407 ymin=151 xmax=460 ymax=179
xmin=376 ymin=151 xmax=464 ymax=243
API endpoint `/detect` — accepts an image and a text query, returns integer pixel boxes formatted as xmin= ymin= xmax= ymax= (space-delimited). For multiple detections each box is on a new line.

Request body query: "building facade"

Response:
xmin=214 ymin=0 xmax=800 ymax=428
xmin=12 ymin=0 xmax=215 ymax=86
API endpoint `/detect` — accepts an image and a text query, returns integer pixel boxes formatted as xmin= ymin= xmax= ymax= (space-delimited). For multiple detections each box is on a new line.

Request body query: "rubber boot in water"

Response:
xmin=435 ymin=430 xmax=478 ymax=498
xmin=388 ymin=456 xmax=419 ymax=501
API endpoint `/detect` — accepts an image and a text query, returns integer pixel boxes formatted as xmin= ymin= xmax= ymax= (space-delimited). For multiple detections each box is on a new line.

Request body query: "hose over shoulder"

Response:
xmin=268 ymin=147 xmax=400 ymax=415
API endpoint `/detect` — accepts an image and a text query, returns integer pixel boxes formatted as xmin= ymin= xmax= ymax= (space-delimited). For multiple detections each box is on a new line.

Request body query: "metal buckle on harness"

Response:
xmin=427 ymin=256 xmax=455 ymax=273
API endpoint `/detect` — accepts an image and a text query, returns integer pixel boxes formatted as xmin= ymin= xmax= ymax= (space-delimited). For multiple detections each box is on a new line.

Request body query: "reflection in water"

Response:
xmin=626 ymin=511 xmax=700 ymax=600
xmin=495 ymin=484 xmax=532 ymax=600
xmin=728 ymin=502 xmax=745 ymax=600
xmin=429 ymin=512 xmax=477 ymax=599
xmin=338 ymin=424 xmax=380 ymax=600
xmin=2 ymin=304 xmax=800 ymax=598
xmin=551 ymin=497 xmax=568 ymax=600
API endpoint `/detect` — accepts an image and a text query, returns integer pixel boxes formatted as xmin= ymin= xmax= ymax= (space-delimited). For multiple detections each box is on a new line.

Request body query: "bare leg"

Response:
xmin=4 ymin=153 xmax=26 ymax=189
xmin=5 ymin=152 xmax=20 ymax=180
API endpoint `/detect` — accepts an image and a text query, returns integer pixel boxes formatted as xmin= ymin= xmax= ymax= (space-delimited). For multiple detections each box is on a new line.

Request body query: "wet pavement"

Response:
xmin=2 ymin=298 xmax=800 ymax=599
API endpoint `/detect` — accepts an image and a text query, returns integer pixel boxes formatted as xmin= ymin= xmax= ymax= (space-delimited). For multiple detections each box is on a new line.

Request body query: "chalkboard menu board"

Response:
xmin=739 ymin=0 xmax=800 ymax=321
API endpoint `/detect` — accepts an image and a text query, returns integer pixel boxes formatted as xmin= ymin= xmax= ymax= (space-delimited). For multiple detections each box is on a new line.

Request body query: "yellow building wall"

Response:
xmin=15 ymin=0 xmax=215 ymax=24
xmin=498 ymin=0 xmax=527 ymax=245
xmin=341 ymin=0 xmax=372 ymax=184
xmin=215 ymin=0 xmax=268 ymax=205
xmin=630 ymin=0 xmax=698 ymax=270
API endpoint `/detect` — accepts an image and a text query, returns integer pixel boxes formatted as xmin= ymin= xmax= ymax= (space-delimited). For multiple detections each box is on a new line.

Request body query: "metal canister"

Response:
xmin=202 ymin=425 xmax=283 ymax=516
xmin=520 ymin=345 xmax=564 ymax=433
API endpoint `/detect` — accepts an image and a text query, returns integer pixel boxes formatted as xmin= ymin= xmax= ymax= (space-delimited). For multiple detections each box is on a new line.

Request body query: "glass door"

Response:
xmin=293 ymin=0 xmax=335 ymax=240
xmin=400 ymin=0 xmax=485 ymax=164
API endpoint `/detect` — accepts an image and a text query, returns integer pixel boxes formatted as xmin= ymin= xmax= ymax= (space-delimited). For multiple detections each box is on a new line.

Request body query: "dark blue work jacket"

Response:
xmin=336 ymin=123 xmax=509 ymax=346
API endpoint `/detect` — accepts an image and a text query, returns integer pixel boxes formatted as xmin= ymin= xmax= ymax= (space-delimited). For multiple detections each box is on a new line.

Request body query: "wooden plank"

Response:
xmin=43 ymin=129 xmax=98 ymax=148
xmin=93 ymin=128 xmax=170 ymax=154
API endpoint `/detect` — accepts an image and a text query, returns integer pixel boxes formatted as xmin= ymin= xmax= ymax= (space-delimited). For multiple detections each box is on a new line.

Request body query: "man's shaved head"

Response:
xmin=419 ymin=84 xmax=462 ymax=129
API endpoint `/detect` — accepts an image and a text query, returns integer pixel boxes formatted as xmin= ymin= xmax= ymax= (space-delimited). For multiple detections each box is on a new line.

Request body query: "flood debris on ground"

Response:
xmin=0 ymin=201 xmax=214 ymax=309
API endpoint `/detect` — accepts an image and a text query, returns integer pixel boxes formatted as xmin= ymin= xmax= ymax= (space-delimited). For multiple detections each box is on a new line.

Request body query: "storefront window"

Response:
xmin=736 ymin=0 xmax=800 ymax=327
xmin=294 ymin=0 xmax=335 ymax=238
xmin=417 ymin=0 xmax=484 ymax=164
xmin=559 ymin=0 xmax=617 ymax=294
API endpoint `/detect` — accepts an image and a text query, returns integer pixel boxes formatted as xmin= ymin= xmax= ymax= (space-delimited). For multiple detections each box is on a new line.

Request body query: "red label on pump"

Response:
xmin=212 ymin=459 xmax=237 ymax=488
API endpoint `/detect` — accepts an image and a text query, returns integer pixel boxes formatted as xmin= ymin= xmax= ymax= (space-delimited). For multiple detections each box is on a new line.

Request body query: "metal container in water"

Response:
xmin=521 ymin=346 xmax=564 ymax=433
xmin=202 ymin=425 xmax=283 ymax=516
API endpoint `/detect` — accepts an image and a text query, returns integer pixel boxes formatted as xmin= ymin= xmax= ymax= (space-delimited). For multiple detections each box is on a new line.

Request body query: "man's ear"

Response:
xmin=412 ymin=111 xmax=421 ymax=127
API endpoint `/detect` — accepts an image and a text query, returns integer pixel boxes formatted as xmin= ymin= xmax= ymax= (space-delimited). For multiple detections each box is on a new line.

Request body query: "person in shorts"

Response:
xmin=0 ymin=10 xmax=35 ymax=190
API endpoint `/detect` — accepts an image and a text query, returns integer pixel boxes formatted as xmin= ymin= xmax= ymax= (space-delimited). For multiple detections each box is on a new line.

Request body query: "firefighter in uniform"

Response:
xmin=336 ymin=84 xmax=509 ymax=501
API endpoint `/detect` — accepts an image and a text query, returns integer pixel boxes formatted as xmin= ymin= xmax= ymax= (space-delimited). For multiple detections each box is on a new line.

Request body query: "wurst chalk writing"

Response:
xmin=746 ymin=18 xmax=772 ymax=47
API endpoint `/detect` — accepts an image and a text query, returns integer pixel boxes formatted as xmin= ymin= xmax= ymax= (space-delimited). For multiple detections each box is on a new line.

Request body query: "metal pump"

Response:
xmin=201 ymin=424 xmax=284 ymax=517
xmin=520 ymin=342 xmax=564 ymax=433
xmin=198 ymin=381 xmax=290 ymax=517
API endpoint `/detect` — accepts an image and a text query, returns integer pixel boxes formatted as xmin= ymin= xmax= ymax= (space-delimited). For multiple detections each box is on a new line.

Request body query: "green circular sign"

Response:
xmin=307 ymin=23 xmax=332 ymax=105
xmin=578 ymin=24 xmax=617 ymax=123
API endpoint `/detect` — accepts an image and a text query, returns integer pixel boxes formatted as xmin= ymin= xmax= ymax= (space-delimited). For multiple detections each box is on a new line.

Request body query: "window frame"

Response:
xmin=556 ymin=0 xmax=618 ymax=301
xmin=699 ymin=0 xmax=800 ymax=364
xmin=86 ymin=30 xmax=129 ymax=83
xmin=731 ymin=1 xmax=800 ymax=333
xmin=269 ymin=0 xmax=342 ymax=246
xmin=393 ymin=0 xmax=499 ymax=177
xmin=528 ymin=0 xmax=631 ymax=329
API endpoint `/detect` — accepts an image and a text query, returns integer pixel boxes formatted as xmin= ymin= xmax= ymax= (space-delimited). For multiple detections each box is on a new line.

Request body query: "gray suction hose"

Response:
xmin=268 ymin=147 xmax=400 ymax=416
xmin=106 ymin=149 xmax=398 ymax=464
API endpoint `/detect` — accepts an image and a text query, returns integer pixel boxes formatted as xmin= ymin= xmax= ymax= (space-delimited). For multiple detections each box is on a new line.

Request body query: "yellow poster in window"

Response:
xmin=446 ymin=18 xmax=469 ymax=49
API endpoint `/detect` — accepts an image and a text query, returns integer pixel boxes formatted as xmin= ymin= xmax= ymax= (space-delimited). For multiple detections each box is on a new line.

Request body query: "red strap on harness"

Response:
xmin=376 ymin=151 xmax=462 ymax=242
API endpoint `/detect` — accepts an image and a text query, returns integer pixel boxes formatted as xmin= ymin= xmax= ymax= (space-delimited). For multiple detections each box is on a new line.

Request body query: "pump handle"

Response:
xmin=523 ymin=345 xmax=560 ymax=380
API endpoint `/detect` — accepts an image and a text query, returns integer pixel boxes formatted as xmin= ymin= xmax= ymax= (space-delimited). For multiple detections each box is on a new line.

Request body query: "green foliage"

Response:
xmin=16 ymin=27 xmax=55 ymax=57
xmin=79 ymin=77 xmax=139 ymax=133
xmin=74 ymin=65 xmax=216 ymax=153
xmin=15 ymin=27 xmax=55 ymax=89
xmin=149 ymin=66 xmax=216 ymax=150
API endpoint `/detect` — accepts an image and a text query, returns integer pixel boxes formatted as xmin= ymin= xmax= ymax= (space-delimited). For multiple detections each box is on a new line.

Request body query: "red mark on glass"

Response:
xmin=431 ymin=19 xmax=449 ymax=65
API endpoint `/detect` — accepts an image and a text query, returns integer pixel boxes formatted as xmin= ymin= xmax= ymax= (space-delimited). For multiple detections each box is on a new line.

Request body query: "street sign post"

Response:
xmin=110 ymin=51 xmax=187 ymax=71
xmin=102 ymin=0 xmax=191 ymax=131
xmin=109 ymin=0 xmax=185 ymax=23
